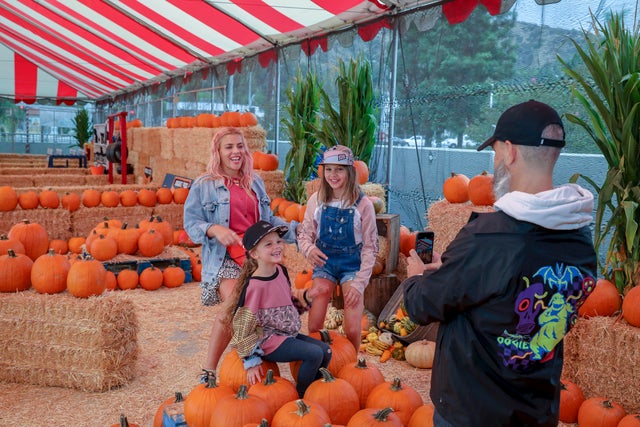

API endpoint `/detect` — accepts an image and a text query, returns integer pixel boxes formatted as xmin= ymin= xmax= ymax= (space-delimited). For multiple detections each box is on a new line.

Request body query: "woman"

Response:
xmin=183 ymin=127 xmax=297 ymax=376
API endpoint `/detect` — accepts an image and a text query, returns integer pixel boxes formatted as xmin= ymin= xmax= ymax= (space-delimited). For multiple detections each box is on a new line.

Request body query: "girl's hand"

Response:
xmin=407 ymin=249 xmax=442 ymax=277
xmin=308 ymin=247 xmax=328 ymax=267
xmin=245 ymin=365 xmax=263 ymax=386
xmin=343 ymin=286 xmax=362 ymax=309
xmin=208 ymin=225 xmax=242 ymax=247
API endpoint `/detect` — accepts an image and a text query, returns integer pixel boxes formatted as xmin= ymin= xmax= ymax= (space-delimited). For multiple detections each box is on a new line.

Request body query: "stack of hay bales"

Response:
xmin=0 ymin=292 xmax=138 ymax=392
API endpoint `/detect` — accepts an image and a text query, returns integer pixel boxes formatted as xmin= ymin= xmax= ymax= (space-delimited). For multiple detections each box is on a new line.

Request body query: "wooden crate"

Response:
xmin=376 ymin=213 xmax=399 ymax=273
xmin=364 ymin=273 xmax=400 ymax=318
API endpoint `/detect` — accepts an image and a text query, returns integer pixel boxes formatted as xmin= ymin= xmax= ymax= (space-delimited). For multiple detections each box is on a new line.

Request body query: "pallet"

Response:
xmin=102 ymin=246 xmax=192 ymax=282
xmin=376 ymin=213 xmax=400 ymax=273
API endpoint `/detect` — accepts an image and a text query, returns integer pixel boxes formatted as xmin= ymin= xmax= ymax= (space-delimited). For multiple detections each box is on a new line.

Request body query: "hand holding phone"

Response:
xmin=415 ymin=231 xmax=434 ymax=264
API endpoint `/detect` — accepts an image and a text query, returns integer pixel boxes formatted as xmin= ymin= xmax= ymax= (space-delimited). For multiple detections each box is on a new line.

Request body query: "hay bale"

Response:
xmin=0 ymin=291 xmax=138 ymax=392
xmin=257 ymin=169 xmax=285 ymax=201
xmin=242 ymin=126 xmax=267 ymax=152
xmin=564 ymin=316 xmax=640 ymax=412
xmin=72 ymin=206 xmax=154 ymax=237
xmin=0 ymin=167 xmax=88 ymax=175
xmin=33 ymin=174 xmax=90 ymax=188
xmin=0 ymin=176 xmax=34 ymax=187
xmin=153 ymin=203 xmax=185 ymax=229
xmin=427 ymin=199 xmax=494 ymax=255
xmin=0 ymin=208 xmax=72 ymax=240
xmin=283 ymin=243 xmax=313 ymax=283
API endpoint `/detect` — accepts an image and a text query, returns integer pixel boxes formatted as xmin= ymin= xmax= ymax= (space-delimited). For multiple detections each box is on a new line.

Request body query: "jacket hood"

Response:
xmin=493 ymin=183 xmax=594 ymax=230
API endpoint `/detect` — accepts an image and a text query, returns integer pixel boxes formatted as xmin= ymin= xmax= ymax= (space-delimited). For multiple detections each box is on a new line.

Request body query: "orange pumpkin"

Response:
xmin=260 ymin=152 xmax=279 ymax=171
xmin=354 ymin=160 xmax=369 ymax=185
xmin=239 ymin=111 xmax=258 ymax=127
xmin=290 ymin=330 xmax=356 ymax=381
xmin=283 ymin=202 xmax=301 ymax=222
xmin=163 ymin=264 xmax=185 ymax=288
xmin=248 ymin=370 xmax=298 ymax=418
xmin=18 ymin=190 xmax=39 ymax=209
xmin=120 ymin=189 xmax=139 ymax=207
xmin=61 ymin=192 xmax=81 ymax=212
xmin=399 ymin=228 xmax=417 ymax=257
xmin=337 ymin=358 xmax=385 ymax=409
xmin=82 ymin=189 xmax=102 ymax=207
xmin=271 ymin=399 xmax=330 ymax=426
xmin=156 ymin=187 xmax=173 ymax=204
xmin=303 ymin=367 xmax=360 ymax=425
xmin=219 ymin=349 xmax=280 ymax=392
xmin=8 ymin=219 xmax=49 ymax=261
xmin=619 ymin=414 xmax=640 ymax=427
xmin=38 ymin=189 xmax=60 ymax=209
xmin=209 ymin=384 xmax=272 ymax=427
xmin=443 ymin=172 xmax=470 ymax=203
xmin=365 ymin=378 xmax=423 ymax=426
xmin=138 ymin=229 xmax=165 ymax=257
xmin=347 ymin=407 xmax=403 ymax=427
xmin=183 ymin=371 xmax=235 ymax=427
xmin=66 ymin=251 xmax=107 ymax=298
xmin=139 ymin=266 xmax=164 ymax=291
xmin=173 ymin=187 xmax=189 ymax=204
xmin=559 ymin=378 xmax=585 ymax=423
xmin=578 ymin=278 xmax=621 ymax=318
xmin=105 ymin=269 xmax=118 ymax=291
xmin=31 ymin=249 xmax=70 ymax=294
xmin=0 ymin=249 xmax=33 ymax=292
xmin=100 ymin=190 xmax=120 ymax=207
xmin=577 ymin=397 xmax=626 ymax=427
xmin=137 ymin=188 xmax=157 ymax=207
xmin=114 ymin=223 xmax=140 ymax=255
xmin=67 ymin=236 xmax=86 ymax=254
xmin=295 ymin=270 xmax=313 ymax=289
xmin=117 ymin=267 xmax=139 ymax=290
xmin=48 ymin=239 xmax=69 ymax=254
xmin=89 ymin=234 xmax=118 ymax=261
xmin=407 ymin=404 xmax=435 ymax=427
xmin=0 ymin=234 xmax=26 ymax=255
xmin=0 ymin=186 xmax=19 ymax=211
xmin=468 ymin=170 xmax=495 ymax=206
xmin=153 ymin=392 xmax=185 ymax=427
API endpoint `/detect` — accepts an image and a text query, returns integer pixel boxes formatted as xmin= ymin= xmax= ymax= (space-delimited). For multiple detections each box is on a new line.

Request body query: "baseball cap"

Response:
xmin=477 ymin=100 xmax=565 ymax=151
xmin=320 ymin=145 xmax=354 ymax=166
xmin=242 ymin=220 xmax=288 ymax=251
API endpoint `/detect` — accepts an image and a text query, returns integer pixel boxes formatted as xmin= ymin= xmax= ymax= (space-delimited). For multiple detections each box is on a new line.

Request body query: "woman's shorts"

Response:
xmin=199 ymin=256 xmax=241 ymax=306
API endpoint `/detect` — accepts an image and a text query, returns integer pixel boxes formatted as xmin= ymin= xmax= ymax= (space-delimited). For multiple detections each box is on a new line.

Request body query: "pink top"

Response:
xmin=297 ymin=192 xmax=379 ymax=294
xmin=228 ymin=183 xmax=258 ymax=235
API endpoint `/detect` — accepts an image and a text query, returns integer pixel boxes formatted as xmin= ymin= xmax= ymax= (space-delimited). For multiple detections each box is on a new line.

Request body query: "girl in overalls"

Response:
xmin=297 ymin=145 xmax=379 ymax=351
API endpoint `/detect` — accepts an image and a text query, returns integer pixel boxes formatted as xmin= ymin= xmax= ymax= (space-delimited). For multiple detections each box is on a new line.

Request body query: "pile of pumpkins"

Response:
xmin=153 ymin=329 xmax=437 ymax=427
xmin=442 ymin=170 xmax=495 ymax=206
xmin=166 ymin=111 xmax=258 ymax=129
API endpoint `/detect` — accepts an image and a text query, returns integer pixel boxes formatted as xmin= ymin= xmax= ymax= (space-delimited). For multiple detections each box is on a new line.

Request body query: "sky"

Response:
xmin=514 ymin=0 xmax=639 ymax=30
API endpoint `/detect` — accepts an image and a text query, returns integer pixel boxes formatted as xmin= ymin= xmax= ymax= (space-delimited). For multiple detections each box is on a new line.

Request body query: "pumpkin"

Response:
xmin=18 ymin=191 xmax=39 ymax=209
xmin=219 ymin=349 xmax=280 ymax=392
xmin=66 ymin=250 xmax=107 ymax=298
xmin=152 ymin=216 xmax=174 ymax=245
xmin=67 ymin=236 xmax=86 ymax=254
xmin=0 ymin=186 xmax=19 ymax=211
xmin=114 ymin=223 xmax=140 ymax=255
xmin=137 ymin=188 xmax=157 ymax=207
xmin=48 ymin=239 xmax=68 ymax=254
xmin=283 ymin=202 xmax=301 ymax=222
xmin=295 ymin=270 xmax=313 ymax=290
xmin=0 ymin=234 xmax=26 ymax=255
xmin=120 ymin=189 xmax=138 ymax=207
xmin=365 ymin=378 xmax=423 ymax=426
xmin=271 ymin=399 xmax=331 ymax=427
xmin=173 ymin=187 xmax=190 ymax=204
xmin=346 ymin=407 xmax=403 ymax=427
xmin=192 ymin=259 xmax=202 ymax=282
xmin=139 ymin=266 xmax=164 ymax=291
xmin=156 ymin=187 xmax=173 ymax=204
xmin=101 ymin=190 xmax=121 ymax=207
xmin=270 ymin=197 xmax=285 ymax=212
xmin=242 ymin=420 xmax=268 ymax=427
xmin=209 ymin=384 xmax=273 ymax=427
xmin=184 ymin=371 xmax=235 ymax=427
xmin=442 ymin=172 xmax=469 ymax=203
xmin=109 ymin=414 xmax=140 ymax=427
xmin=38 ymin=189 xmax=60 ymax=209
xmin=89 ymin=234 xmax=118 ymax=261
xmin=354 ymin=160 xmax=369 ymax=185
xmin=31 ymin=249 xmax=70 ymax=294
xmin=8 ymin=219 xmax=49 ymax=261
xmin=61 ymin=192 xmax=81 ymax=212
xmin=163 ymin=264 xmax=185 ymax=288
xmin=578 ymin=278 xmax=621 ymax=318
xmin=153 ymin=392 xmax=184 ymax=427
xmin=105 ymin=269 xmax=118 ymax=291
xmin=260 ymin=152 xmax=279 ymax=171
xmin=622 ymin=285 xmax=640 ymax=327
xmin=619 ymin=414 xmax=640 ymax=427
xmin=138 ymin=229 xmax=165 ymax=257
xmin=368 ymin=196 xmax=385 ymax=214
xmin=404 ymin=340 xmax=436 ymax=369
xmin=248 ymin=369 xmax=298 ymax=417
xmin=337 ymin=358 xmax=385 ymax=409
xmin=0 ymin=249 xmax=33 ymax=292
xmin=407 ymin=404 xmax=435 ymax=427
xmin=577 ymin=397 xmax=626 ymax=427
xmin=290 ymin=330 xmax=356 ymax=381
xmin=117 ymin=267 xmax=139 ymax=290
xmin=399 ymin=228 xmax=417 ymax=257
xmin=559 ymin=378 xmax=585 ymax=423
xmin=82 ymin=188 xmax=102 ymax=207
xmin=468 ymin=171 xmax=495 ymax=206
xmin=303 ymin=367 xmax=359 ymax=425
xmin=240 ymin=111 xmax=258 ymax=127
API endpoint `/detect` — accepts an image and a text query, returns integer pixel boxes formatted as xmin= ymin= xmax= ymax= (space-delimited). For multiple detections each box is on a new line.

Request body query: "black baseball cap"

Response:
xmin=477 ymin=100 xmax=565 ymax=151
xmin=242 ymin=220 xmax=288 ymax=251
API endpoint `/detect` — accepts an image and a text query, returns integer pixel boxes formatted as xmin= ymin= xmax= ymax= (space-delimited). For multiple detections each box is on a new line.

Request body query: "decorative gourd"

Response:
xmin=101 ymin=190 xmax=121 ymax=207
xmin=248 ymin=370 xmax=298 ymax=417
xmin=139 ymin=266 xmax=164 ymax=291
xmin=119 ymin=189 xmax=138 ymax=207
xmin=156 ymin=187 xmax=173 ymax=204
xmin=559 ymin=378 xmax=585 ymax=423
xmin=18 ymin=190 xmax=39 ymax=209
xmin=346 ymin=407 xmax=403 ymax=427
xmin=0 ymin=234 xmax=26 ymax=255
xmin=163 ymin=264 xmax=185 ymax=288
xmin=354 ymin=160 xmax=369 ymax=185
xmin=117 ymin=267 xmax=139 ymax=290
xmin=407 ymin=404 xmax=435 ymax=427
xmin=468 ymin=171 xmax=495 ymax=206
xmin=173 ymin=187 xmax=189 ymax=204
xmin=622 ymin=285 xmax=640 ymax=327
xmin=442 ymin=172 xmax=470 ymax=203
xmin=138 ymin=229 xmax=165 ymax=257
xmin=337 ymin=358 xmax=385 ymax=409
xmin=271 ymin=399 xmax=331 ymax=427
xmin=38 ymin=189 xmax=60 ymax=209
xmin=219 ymin=349 xmax=280 ymax=392
xmin=66 ymin=250 xmax=107 ymax=298
xmin=183 ymin=371 xmax=234 ymax=427
xmin=365 ymin=378 xmax=423 ymax=426
xmin=0 ymin=249 xmax=33 ymax=292
xmin=81 ymin=188 xmax=102 ymax=207
xmin=89 ymin=234 xmax=118 ymax=261
xmin=578 ymin=278 xmax=621 ymax=318
xmin=303 ymin=367 xmax=359 ymax=425
xmin=61 ymin=192 xmax=81 ymax=212
xmin=137 ymin=188 xmax=157 ymax=207
xmin=153 ymin=392 xmax=184 ymax=427
xmin=290 ymin=330 xmax=356 ymax=381
xmin=404 ymin=340 xmax=436 ymax=369
xmin=209 ymin=384 xmax=273 ymax=427
xmin=577 ymin=397 xmax=626 ymax=427
xmin=0 ymin=186 xmax=18 ymax=211
xmin=31 ymin=249 xmax=70 ymax=294
xmin=8 ymin=219 xmax=49 ymax=261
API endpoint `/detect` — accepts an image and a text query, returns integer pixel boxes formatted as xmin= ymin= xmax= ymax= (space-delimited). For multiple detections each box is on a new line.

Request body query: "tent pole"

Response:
xmin=387 ymin=20 xmax=399 ymax=212
xmin=274 ymin=49 xmax=281 ymax=155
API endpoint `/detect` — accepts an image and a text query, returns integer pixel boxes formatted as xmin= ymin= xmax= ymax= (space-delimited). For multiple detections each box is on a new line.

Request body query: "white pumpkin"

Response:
xmin=404 ymin=340 xmax=436 ymax=369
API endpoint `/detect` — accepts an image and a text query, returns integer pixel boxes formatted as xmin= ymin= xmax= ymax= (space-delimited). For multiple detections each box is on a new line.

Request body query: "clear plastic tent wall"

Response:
xmin=94 ymin=0 xmax=637 ymax=232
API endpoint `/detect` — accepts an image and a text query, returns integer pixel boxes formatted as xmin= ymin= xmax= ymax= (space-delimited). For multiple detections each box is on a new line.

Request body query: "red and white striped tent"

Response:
xmin=0 ymin=0 xmax=516 ymax=105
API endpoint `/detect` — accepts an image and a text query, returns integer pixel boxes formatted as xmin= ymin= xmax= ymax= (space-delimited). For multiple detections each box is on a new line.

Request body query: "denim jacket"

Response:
xmin=183 ymin=173 xmax=298 ymax=283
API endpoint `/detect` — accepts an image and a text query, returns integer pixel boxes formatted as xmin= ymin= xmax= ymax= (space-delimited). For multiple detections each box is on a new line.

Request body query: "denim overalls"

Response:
xmin=313 ymin=194 xmax=363 ymax=283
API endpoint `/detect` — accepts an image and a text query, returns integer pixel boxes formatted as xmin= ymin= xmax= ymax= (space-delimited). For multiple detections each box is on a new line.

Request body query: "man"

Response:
xmin=403 ymin=100 xmax=597 ymax=426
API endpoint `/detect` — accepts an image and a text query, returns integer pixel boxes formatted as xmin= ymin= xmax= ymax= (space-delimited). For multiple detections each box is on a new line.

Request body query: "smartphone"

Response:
xmin=415 ymin=231 xmax=434 ymax=264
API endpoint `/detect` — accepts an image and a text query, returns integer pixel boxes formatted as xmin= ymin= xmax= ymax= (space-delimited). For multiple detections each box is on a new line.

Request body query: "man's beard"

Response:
xmin=493 ymin=161 xmax=511 ymax=200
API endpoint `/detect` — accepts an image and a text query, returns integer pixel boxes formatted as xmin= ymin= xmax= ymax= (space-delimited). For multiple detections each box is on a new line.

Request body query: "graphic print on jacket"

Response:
xmin=498 ymin=263 xmax=595 ymax=370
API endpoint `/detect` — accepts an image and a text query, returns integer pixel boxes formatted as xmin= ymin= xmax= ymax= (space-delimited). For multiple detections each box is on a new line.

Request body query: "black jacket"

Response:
xmin=404 ymin=211 xmax=597 ymax=427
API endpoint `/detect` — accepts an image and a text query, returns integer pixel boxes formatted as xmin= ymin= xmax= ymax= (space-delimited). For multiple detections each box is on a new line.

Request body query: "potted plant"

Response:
xmin=71 ymin=107 xmax=92 ymax=157
xmin=560 ymin=13 xmax=640 ymax=293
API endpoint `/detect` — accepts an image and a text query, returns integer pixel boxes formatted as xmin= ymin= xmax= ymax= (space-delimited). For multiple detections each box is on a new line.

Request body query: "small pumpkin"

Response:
xmin=407 ymin=404 xmax=435 ymax=427
xmin=139 ymin=266 xmax=164 ymax=291
xmin=119 ymin=189 xmax=138 ymax=207
xmin=346 ymin=407 xmax=403 ymax=427
xmin=105 ymin=269 xmax=118 ymax=291
xmin=622 ymin=285 xmax=640 ymax=327
xmin=337 ymin=358 xmax=385 ymax=409
xmin=468 ymin=170 xmax=495 ymax=206
xmin=619 ymin=414 xmax=640 ymax=427
xmin=219 ymin=349 xmax=280 ymax=392
xmin=365 ymin=378 xmax=423 ymax=426
xmin=38 ymin=189 xmax=60 ymax=209
xmin=138 ymin=229 xmax=165 ymax=257
xmin=209 ymin=384 xmax=273 ymax=427
xmin=248 ymin=370 xmax=298 ymax=417
xmin=260 ymin=152 xmax=279 ymax=171
xmin=137 ymin=188 xmax=157 ymax=207
xmin=271 ymin=399 xmax=330 ymax=426
xmin=303 ymin=367 xmax=360 ymax=425
xmin=153 ymin=392 xmax=184 ymax=427
xmin=66 ymin=250 xmax=107 ymax=298
xmin=0 ymin=186 xmax=19 ymax=211
xmin=163 ymin=264 xmax=185 ymax=288
xmin=558 ymin=378 xmax=585 ymax=423
xmin=89 ymin=234 xmax=118 ymax=261
xmin=173 ymin=187 xmax=189 ymax=204
xmin=67 ymin=236 xmax=86 ymax=254
xmin=0 ymin=249 xmax=33 ymax=292
xmin=156 ymin=187 xmax=173 ymax=204
xmin=101 ymin=190 xmax=121 ymax=207
xmin=8 ymin=219 xmax=49 ymax=261
xmin=0 ymin=234 xmax=26 ymax=255
xmin=404 ymin=340 xmax=436 ymax=369
xmin=577 ymin=397 xmax=626 ymax=427
xmin=184 ymin=371 xmax=235 ymax=427
xmin=117 ymin=267 xmax=139 ymax=290
xmin=61 ymin=192 xmax=81 ymax=212
xmin=81 ymin=189 xmax=102 ymax=207
xmin=578 ymin=278 xmax=621 ymax=318
xmin=354 ymin=160 xmax=369 ymax=185
xmin=442 ymin=172 xmax=469 ymax=203
xmin=31 ymin=249 xmax=70 ymax=294
xmin=18 ymin=191 xmax=39 ymax=209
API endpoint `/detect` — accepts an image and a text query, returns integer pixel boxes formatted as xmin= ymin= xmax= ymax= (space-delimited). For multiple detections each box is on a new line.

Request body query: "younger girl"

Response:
xmin=227 ymin=220 xmax=331 ymax=397
xmin=297 ymin=145 xmax=379 ymax=351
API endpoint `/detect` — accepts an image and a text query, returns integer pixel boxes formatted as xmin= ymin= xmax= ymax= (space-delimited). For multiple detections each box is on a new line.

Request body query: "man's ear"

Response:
xmin=503 ymin=140 xmax=518 ymax=166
